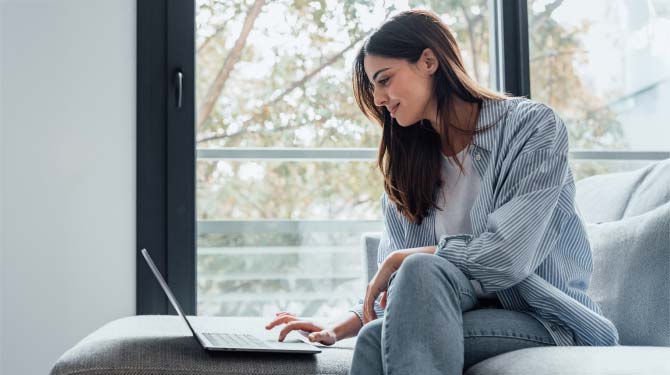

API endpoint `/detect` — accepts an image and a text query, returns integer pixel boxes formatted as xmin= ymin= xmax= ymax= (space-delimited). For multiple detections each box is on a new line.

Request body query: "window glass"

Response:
xmin=195 ymin=0 xmax=493 ymax=318
xmin=528 ymin=0 xmax=670 ymax=178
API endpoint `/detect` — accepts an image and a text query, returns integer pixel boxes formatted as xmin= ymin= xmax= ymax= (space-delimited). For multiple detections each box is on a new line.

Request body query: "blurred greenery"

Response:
xmin=528 ymin=0 xmax=628 ymax=179
xmin=194 ymin=0 xmax=653 ymax=317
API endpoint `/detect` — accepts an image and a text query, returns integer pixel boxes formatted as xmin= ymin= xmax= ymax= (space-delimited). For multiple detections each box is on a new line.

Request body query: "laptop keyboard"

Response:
xmin=202 ymin=332 xmax=272 ymax=348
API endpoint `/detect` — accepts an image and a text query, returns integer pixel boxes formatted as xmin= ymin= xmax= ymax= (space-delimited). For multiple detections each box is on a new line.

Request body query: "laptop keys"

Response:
xmin=202 ymin=332 xmax=272 ymax=349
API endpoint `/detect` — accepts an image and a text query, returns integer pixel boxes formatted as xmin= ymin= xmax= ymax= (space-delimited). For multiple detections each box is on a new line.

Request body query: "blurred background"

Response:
xmin=192 ymin=0 xmax=670 ymax=319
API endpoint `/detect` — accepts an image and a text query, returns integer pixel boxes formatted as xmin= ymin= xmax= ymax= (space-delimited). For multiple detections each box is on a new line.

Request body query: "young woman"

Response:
xmin=265 ymin=9 xmax=619 ymax=374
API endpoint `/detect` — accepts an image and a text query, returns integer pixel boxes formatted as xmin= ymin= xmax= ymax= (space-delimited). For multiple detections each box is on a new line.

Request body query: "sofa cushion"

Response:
xmin=50 ymin=315 xmax=355 ymax=375
xmin=575 ymin=159 xmax=670 ymax=223
xmin=361 ymin=232 xmax=382 ymax=283
xmin=464 ymin=346 xmax=670 ymax=375
xmin=585 ymin=201 xmax=670 ymax=346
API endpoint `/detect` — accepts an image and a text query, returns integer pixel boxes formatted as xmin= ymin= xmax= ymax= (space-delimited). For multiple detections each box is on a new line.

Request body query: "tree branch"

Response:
xmin=197 ymin=0 xmax=267 ymax=131
xmin=530 ymin=0 xmax=564 ymax=33
xmin=197 ymin=14 xmax=235 ymax=55
xmin=266 ymin=33 xmax=368 ymax=107
xmin=196 ymin=32 xmax=370 ymax=145
xmin=197 ymin=6 xmax=393 ymax=146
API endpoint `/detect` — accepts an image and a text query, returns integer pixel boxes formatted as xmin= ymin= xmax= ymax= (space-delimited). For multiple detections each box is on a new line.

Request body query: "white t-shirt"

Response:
xmin=435 ymin=145 xmax=497 ymax=301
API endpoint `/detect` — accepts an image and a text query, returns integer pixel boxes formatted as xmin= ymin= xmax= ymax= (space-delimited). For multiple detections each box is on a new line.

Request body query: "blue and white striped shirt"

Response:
xmin=350 ymin=97 xmax=619 ymax=347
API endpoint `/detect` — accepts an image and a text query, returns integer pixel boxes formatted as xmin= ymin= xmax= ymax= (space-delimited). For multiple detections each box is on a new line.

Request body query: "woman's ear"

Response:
xmin=420 ymin=48 xmax=439 ymax=76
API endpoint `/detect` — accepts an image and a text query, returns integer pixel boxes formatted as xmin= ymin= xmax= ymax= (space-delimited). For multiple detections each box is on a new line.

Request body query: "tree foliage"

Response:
xmin=194 ymin=0 xmax=630 ymax=316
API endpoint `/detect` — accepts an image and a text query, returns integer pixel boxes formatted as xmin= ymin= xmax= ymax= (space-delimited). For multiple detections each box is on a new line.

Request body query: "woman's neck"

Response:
xmin=432 ymin=97 xmax=479 ymax=157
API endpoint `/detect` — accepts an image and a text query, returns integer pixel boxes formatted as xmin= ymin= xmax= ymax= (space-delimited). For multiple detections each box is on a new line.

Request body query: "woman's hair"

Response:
xmin=352 ymin=9 xmax=509 ymax=225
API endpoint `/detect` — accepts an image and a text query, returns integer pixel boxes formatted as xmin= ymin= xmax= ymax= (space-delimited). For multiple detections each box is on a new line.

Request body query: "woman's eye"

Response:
xmin=379 ymin=78 xmax=389 ymax=85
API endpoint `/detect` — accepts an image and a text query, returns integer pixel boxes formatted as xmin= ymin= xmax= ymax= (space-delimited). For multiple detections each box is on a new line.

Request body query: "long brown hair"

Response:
xmin=352 ymin=9 xmax=509 ymax=225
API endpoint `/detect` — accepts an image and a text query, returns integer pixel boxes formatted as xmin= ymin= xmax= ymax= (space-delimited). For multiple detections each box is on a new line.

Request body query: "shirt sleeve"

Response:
xmin=434 ymin=104 xmax=570 ymax=292
xmin=348 ymin=193 xmax=401 ymax=324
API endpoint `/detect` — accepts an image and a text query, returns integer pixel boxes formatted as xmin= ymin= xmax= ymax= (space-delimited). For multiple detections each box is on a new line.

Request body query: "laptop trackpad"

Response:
xmin=267 ymin=335 xmax=319 ymax=350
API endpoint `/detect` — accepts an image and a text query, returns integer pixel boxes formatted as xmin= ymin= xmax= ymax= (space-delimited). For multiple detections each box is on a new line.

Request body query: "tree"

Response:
xmin=194 ymin=0 xmax=628 ymax=317
xmin=527 ymin=0 xmax=627 ymax=181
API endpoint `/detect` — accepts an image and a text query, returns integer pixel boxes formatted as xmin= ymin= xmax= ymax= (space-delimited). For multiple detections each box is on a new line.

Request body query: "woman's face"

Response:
xmin=363 ymin=49 xmax=438 ymax=127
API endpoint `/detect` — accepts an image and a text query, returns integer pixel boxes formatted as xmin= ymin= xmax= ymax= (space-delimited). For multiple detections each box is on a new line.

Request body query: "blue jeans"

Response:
xmin=349 ymin=253 xmax=556 ymax=375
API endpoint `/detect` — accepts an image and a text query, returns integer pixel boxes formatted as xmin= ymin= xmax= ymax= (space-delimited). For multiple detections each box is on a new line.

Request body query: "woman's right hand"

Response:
xmin=264 ymin=311 xmax=338 ymax=346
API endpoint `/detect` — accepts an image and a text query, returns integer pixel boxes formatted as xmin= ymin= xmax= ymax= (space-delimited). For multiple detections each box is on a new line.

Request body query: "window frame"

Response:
xmin=137 ymin=0 xmax=196 ymax=315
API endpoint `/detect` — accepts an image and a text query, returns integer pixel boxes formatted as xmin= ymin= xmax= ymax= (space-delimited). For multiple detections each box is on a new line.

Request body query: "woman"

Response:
xmin=265 ymin=9 xmax=619 ymax=374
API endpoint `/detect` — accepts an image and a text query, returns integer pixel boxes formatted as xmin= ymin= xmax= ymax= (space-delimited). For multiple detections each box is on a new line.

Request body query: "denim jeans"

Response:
xmin=349 ymin=253 xmax=557 ymax=375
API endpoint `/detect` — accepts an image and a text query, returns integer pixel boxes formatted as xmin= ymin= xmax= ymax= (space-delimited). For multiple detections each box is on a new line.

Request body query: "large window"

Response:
xmin=194 ymin=0 xmax=494 ymax=318
xmin=137 ymin=0 xmax=669 ymax=317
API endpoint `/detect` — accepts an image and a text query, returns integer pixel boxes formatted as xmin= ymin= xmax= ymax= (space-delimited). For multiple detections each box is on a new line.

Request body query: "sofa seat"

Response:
xmin=51 ymin=315 xmax=670 ymax=375
xmin=50 ymin=315 xmax=356 ymax=375
xmin=465 ymin=346 xmax=670 ymax=375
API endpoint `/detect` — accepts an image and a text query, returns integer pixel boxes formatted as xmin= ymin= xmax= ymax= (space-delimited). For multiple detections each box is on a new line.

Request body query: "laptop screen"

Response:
xmin=141 ymin=248 xmax=199 ymax=337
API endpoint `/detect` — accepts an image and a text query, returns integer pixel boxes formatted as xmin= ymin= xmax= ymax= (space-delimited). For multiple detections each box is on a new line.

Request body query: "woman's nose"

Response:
xmin=373 ymin=92 xmax=387 ymax=107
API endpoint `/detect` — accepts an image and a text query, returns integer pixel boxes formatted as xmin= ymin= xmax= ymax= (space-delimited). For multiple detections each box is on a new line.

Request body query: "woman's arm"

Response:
xmin=394 ymin=245 xmax=437 ymax=260
xmin=331 ymin=312 xmax=365 ymax=340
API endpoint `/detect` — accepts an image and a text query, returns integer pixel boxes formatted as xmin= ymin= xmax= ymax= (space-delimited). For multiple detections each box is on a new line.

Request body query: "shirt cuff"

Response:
xmin=434 ymin=234 xmax=473 ymax=279
xmin=349 ymin=297 xmax=385 ymax=326
xmin=349 ymin=303 xmax=364 ymax=325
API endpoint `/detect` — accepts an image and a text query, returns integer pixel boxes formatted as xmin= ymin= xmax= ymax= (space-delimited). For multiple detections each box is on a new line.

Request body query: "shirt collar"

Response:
xmin=470 ymin=97 xmax=513 ymax=153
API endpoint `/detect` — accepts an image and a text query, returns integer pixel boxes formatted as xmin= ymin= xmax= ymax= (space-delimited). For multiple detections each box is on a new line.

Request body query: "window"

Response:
xmin=528 ymin=0 xmax=670 ymax=180
xmin=194 ymin=0 xmax=494 ymax=319
xmin=137 ymin=0 xmax=669 ymax=316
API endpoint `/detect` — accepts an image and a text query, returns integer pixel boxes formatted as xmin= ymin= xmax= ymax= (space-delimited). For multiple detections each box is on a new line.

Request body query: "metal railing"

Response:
xmin=197 ymin=147 xmax=670 ymax=161
xmin=197 ymin=220 xmax=382 ymax=234
xmin=196 ymin=147 xmax=669 ymax=314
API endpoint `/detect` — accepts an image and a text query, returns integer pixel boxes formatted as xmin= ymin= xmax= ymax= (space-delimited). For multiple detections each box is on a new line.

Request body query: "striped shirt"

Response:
xmin=350 ymin=97 xmax=620 ymax=347
xmin=435 ymin=145 xmax=497 ymax=300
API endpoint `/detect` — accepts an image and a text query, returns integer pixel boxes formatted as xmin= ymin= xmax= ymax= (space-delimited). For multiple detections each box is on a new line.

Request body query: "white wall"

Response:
xmin=0 ymin=1 xmax=4 ymax=371
xmin=0 ymin=1 xmax=136 ymax=374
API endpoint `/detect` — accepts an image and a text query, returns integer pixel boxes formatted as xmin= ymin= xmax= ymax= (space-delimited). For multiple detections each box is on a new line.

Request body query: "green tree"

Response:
xmin=194 ymin=0 xmax=629 ymax=317
xmin=527 ymin=0 xmax=627 ymax=180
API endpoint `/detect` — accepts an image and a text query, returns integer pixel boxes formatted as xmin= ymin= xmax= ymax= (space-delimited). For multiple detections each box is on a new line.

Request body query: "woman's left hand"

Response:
xmin=363 ymin=252 xmax=404 ymax=324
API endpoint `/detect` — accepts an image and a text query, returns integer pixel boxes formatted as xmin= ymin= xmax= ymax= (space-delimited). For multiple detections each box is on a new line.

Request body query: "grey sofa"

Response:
xmin=51 ymin=159 xmax=670 ymax=375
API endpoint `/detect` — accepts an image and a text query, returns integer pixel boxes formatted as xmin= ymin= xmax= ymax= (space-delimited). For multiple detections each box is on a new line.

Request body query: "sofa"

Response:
xmin=50 ymin=159 xmax=670 ymax=375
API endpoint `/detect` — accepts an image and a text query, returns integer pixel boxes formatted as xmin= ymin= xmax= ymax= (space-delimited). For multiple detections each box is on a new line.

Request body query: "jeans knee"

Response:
xmin=356 ymin=318 xmax=383 ymax=344
xmin=395 ymin=253 xmax=464 ymax=288
xmin=402 ymin=253 xmax=436 ymax=271
xmin=397 ymin=253 xmax=441 ymax=282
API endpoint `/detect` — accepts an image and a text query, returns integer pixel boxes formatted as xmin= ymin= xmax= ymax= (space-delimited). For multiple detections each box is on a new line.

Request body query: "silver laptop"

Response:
xmin=141 ymin=248 xmax=321 ymax=353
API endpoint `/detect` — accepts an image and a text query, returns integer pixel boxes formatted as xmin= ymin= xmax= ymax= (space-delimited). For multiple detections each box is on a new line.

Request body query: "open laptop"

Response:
xmin=141 ymin=248 xmax=321 ymax=353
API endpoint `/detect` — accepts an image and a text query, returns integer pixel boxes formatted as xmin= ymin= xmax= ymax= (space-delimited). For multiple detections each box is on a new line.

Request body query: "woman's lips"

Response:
xmin=390 ymin=104 xmax=399 ymax=117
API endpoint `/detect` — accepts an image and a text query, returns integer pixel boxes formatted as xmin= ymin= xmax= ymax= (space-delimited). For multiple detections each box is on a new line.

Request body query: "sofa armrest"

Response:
xmin=360 ymin=232 xmax=381 ymax=283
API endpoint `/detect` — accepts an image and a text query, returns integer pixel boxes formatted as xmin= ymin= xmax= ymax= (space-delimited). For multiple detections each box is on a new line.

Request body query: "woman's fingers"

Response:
xmin=308 ymin=330 xmax=337 ymax=346
xmin=380 ymin=291 xmax=387 ymax=309
xmin=364 ymin=303 xmax=377 ymax=324
xmin=363 ymin=292 xmax=370 ymax=323
xmin=278 ymin=321 xmax=321 ymax=342
xmin=265 ymin=314 xmax=299 ymax=330
xmin=363 ymin=286 xmax=378 ymax=324
xmin=264 ymin=311 xmax=336 ymax=345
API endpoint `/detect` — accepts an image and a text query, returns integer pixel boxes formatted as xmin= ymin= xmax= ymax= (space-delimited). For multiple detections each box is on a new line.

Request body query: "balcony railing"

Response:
xmin=198 ymin=147 xmax=670 ymax=161
xmin=196 ymin=147 xmax=669 ymax=316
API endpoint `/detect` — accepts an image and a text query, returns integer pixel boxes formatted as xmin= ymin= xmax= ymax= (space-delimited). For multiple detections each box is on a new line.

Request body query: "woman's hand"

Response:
xmin=363 ymin=252 xmax=404 ymax=324
xmin=264 ymin=312 xmax=338 ymax=346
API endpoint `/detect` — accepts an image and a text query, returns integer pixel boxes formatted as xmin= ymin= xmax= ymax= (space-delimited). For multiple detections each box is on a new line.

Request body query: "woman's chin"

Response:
xmin=395 ymin=117 xmax=418 ymax=127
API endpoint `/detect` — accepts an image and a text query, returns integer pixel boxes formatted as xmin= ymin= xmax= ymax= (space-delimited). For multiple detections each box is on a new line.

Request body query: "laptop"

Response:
xmin=140 ymin=248 xmax=321 ymax=353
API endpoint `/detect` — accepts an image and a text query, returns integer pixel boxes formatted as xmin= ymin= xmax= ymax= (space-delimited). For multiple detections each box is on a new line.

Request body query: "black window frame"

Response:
xmin=135 ymin=0 xmax=530 ymax=315
xmin=137 ymin=0 xmax=196 ymax=315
